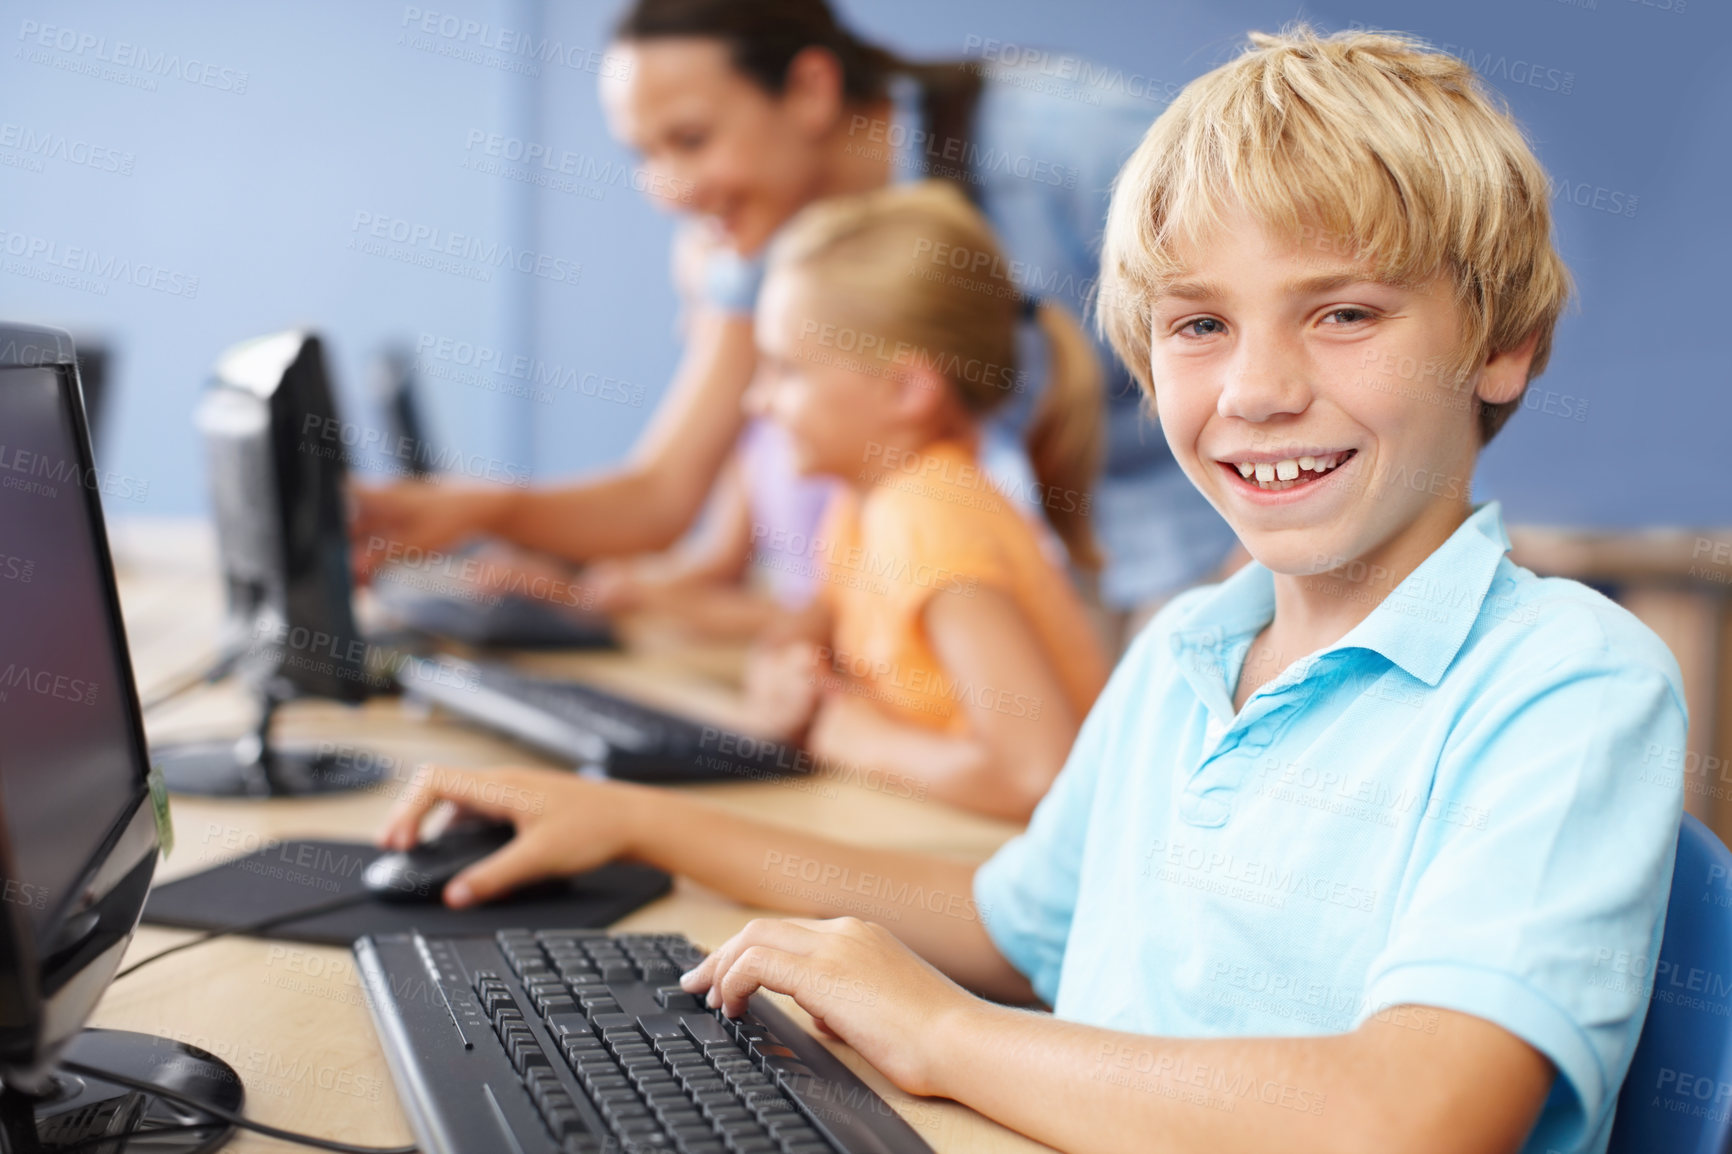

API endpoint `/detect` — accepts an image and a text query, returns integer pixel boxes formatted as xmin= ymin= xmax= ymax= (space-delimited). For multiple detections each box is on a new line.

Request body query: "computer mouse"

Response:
xmin=362 ymin=818 xmax=516 ymax=903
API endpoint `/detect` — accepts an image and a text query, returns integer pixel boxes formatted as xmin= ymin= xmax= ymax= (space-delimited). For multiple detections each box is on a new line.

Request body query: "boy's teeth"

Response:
xmin=1230 ymin=450 xmax=1353 ymax=490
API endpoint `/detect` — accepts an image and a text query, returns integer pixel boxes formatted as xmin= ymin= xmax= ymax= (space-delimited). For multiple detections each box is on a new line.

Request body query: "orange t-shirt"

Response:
xmin=814 ymin=440 xmax=1104 ymax=734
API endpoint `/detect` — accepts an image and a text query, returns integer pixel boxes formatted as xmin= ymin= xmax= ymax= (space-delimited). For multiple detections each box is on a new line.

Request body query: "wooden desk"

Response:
xmin=97 ymin=521 xmax=1050 ymax=1153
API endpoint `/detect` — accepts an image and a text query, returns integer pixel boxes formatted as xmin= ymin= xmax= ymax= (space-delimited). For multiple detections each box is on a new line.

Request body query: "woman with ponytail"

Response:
xmin=352 ymin=0 xmax=1238 ymax=639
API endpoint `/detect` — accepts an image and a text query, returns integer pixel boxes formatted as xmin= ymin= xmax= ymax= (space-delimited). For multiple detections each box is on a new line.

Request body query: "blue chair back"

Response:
xmin=1609 ymin=813 xmax=1732 ymax=1154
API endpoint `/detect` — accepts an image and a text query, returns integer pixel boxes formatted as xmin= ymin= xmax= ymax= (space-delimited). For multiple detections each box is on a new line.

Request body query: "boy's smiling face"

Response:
xmin=1148 ymin=204 xmax=1532 ymax=584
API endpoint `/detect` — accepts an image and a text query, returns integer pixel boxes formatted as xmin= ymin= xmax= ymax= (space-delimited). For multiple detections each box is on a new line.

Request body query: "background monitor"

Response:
xmin=150 ymin=331 xmax=388 ymax=797
xmin=364 ymin=342 xmax=615 ymax=651
xmin=367 ymin=344 xmax=434 ymax=481
xmin=0 ymin=322 xmax=240 ymax=1150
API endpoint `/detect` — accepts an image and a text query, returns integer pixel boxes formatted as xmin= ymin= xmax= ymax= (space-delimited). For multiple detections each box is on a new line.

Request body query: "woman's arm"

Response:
xmin=375 ymin=764 xmax=1031 ymax=1002
xmin=352 ymin=309 xmax=758 ymax=573
xmin=806 ymin=586 xmax=1095 ymax=821
xmin=686 ymin=918 xmax=1554 ymax=1154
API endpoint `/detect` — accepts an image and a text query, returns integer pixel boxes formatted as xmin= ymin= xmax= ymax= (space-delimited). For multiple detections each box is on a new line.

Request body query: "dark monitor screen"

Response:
xmin=198 ymin=332 xmax=371 ymax=702
xmin=0 ymin=362 xmax=148 ymax=941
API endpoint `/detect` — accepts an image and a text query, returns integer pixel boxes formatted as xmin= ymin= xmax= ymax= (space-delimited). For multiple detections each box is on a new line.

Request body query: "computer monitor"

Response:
xmin=0 ymin=322 xmax=241 ymax=1151
xmin=149 ymin=331 xmax=388 ymax=797
xmin=71 ymin=340 xmax=109 ymax=459
xmin=363 ymin=343 xmax=615 ymax=651
xmin=367 ymin=344 xmax=434 ymax=480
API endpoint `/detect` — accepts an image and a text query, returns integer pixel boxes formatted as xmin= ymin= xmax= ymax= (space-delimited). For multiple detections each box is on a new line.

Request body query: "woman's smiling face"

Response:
xmin=601 ymin=38 xmax=842 ymax=255
xmin=1147 ymin=204 xmax=1532 ymax=582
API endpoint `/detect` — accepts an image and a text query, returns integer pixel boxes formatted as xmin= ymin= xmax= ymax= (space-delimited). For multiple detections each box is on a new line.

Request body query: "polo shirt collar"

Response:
xmin=1169 ymin=502 xmax=1513 ymax=707
xmin=1336 ymin=501 xmax=1512 ymax=686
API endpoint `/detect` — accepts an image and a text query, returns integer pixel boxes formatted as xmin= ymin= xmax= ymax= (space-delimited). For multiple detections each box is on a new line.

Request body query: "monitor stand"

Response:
xmin=150 ymin=681 xmax=389 ymax=798
xmin=0 ymin=1028 xmax=240 ymax=1152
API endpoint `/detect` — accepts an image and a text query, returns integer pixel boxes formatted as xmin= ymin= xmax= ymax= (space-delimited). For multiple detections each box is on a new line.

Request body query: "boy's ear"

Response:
xmin=1475 ymin=332 xmax=1542 ymax=406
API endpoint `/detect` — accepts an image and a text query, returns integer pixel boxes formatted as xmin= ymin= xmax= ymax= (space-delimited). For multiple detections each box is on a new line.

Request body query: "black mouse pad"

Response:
xmin=142 ymin=839 xmax=673 ymax=946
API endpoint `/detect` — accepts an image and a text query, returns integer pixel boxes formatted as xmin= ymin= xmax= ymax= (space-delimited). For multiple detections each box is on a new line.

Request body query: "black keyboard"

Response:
xmin=357 ymin=929 xmax=934 ymax=1154
xmin=374 ymin=579 xmax=617 ymax=650
xmin=397 ymin=655 xmax=811 ymax=785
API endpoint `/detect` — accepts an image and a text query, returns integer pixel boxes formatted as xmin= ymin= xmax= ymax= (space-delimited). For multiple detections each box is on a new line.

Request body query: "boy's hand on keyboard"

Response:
xmin=375 ymin=764 xmax=642 ymax=907
xmin=679 ymin=915 xmax=974 ymax=1097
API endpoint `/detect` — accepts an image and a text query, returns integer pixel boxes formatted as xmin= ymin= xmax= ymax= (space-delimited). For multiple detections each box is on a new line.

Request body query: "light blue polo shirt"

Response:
xmin=974 ymin=501 xmax=1687 ymax=1154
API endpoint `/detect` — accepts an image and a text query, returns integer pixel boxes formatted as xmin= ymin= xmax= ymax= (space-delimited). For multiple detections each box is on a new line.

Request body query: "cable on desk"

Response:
xmin=60 ymin=1060 xmax=418 ymax=1154
xmin=113 ymin=892 xmax=372 ymax=982
xmin=137 ymin=646 xmax=242 ymax=714
xmin=57 ymin=1122 xmax=241 ymax=1152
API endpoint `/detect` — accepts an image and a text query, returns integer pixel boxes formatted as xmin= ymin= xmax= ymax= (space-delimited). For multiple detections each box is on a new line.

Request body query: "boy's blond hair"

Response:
xmin=1098 ymin=26 xmax=1572 ymax=443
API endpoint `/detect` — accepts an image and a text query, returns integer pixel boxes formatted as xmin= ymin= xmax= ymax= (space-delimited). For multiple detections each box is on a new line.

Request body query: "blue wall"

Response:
xmin=2 ymin=0 xmax=1726 ymax=526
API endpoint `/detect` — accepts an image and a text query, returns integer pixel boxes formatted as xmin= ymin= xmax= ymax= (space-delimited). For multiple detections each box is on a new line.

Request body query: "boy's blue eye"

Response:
xmin=1322 ymin=307 xmax=1373 ymax=325
xmin=1182 ymin=317 xmax=1225 ymax=337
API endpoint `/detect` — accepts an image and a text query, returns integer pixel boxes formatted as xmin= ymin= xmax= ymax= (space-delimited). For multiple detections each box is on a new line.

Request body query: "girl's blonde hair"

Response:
xmin=767 ymin=181 xmax=1103 ymax=569
xmin=1099 ymin=26 xmax=1573 ymax=444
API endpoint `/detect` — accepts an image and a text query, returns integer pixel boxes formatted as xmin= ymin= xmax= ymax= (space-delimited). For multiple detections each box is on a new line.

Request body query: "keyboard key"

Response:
xmin=636 ymin=1012 xmax=688 ymax=1040
xmin=760 ymin=1057 xmax=817 ymax=1089
xmin=738 ymin=1087 xmax=783 ymax=1108
xmin=726 ymin=1139 xmax=776 ymax=1154
xmin=586 ymin=1075 xmax=631 ymax=1095
xmin=682 ymin=1016 xmax=731 ymax=1047
xmin=765 ymin=1118 xmax=820 ymax=1144
xmin=656 ymin=987 xmax=703 ymax=1011
xmin=546 ymin=1013 xmax=591 ymax=1038
xmin=656 ymin=1036 xmax=701 ymax=1056
xmin=669 ymin=1123 xmax=718 ymax=1143
xmin=544 ymin=1106 xmax=588 ymax=1138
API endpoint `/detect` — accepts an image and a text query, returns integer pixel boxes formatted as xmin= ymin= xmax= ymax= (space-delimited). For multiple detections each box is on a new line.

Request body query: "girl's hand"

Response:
xmin=805 ymin=691 xmax=880 ymax=764
xmin=742 ymin=640 xmax=823 ymax=740
xmin=679 ymin=916 xmax=979 ymax=1098
xmin=375 ymin=765 xmax=642 ymax=907
xmin=580 ymin=557 xmax=648 ymax=613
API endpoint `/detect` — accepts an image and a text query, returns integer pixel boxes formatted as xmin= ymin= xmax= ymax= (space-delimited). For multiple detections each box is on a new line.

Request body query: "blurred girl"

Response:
xmin=733 ymin=180 xmax=1109 ymax=820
